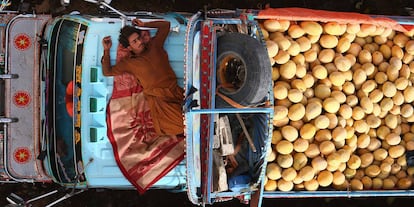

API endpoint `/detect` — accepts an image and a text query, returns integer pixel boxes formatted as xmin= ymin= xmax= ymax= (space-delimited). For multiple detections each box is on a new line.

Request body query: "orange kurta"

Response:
xmin=105 ymin=21 xmax=184 ymax=135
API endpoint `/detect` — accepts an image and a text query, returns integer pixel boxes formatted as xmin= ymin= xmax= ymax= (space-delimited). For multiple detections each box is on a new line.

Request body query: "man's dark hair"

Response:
xmin=118 ymin=26 xmax=141 ymax=48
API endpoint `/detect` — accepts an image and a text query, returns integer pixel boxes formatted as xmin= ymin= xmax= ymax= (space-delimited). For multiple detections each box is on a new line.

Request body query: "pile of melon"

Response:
xmin=262 ymin=19 xmax=414 ymax=191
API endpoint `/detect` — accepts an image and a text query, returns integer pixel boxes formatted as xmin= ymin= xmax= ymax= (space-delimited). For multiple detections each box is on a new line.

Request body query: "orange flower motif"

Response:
xmin=14 ymin=147 xmax=31 ymax=164
xmin=13 ymin=91 xmax=30 ymax=108
xmin=14 ymin=34 xmax=31 ymax=51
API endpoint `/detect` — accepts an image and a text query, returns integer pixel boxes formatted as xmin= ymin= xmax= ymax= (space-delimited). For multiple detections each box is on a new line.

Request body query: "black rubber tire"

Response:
xmin=215 ymin=33 xmax=271 ymax=108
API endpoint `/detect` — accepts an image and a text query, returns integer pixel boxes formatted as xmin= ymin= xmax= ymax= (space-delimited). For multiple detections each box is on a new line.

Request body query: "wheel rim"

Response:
xmin=217 ymin=53 xmax=246 ymax=94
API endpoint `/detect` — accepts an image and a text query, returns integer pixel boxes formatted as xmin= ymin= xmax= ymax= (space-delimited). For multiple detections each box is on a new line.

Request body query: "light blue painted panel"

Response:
xmin=58 ymin=15 xmax=187 ymax=189
xmin=165 ymin=44 xmax=185 ymax=61
xmin=170 ymin=61 xmax=184 ymax=73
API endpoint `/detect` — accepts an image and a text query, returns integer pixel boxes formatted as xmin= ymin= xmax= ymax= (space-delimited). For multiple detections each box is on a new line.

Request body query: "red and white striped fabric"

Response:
xmin=106 ymin=46 xmax=184 ymax=194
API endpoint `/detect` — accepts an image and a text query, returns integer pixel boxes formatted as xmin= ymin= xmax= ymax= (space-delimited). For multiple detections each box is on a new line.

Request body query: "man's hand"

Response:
xmin=102 ymin=36 xmax=112 ymax=50
xmin=132 ymin=19 xmax=145 ymax=27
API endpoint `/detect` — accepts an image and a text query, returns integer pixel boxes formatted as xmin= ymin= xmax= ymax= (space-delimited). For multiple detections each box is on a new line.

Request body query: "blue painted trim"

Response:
xmin=263 ymin=190 xmax=414 ymax=198
xmin=190 ymin=108 xmax=273 ymax=114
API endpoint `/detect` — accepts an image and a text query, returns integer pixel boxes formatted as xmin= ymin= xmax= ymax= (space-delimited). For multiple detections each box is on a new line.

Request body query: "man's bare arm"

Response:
xmin=101 ymin=49 xmax=115 ymax=76
xmin=133 ymin=19 xmax=170 ymax=47
xmin=101 ymin=36 xmax=116 ymax=76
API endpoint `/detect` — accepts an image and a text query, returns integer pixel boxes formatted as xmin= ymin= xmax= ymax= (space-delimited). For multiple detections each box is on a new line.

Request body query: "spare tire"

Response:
xmin=215 ymin=33 xmax=271 ymax=108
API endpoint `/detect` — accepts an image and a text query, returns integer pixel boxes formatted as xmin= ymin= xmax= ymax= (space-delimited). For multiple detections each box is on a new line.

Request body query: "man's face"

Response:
xmin=140 ymin=30 xmax=150 ymax=44
xmin=127 ymin=32 xmax=145 ymax=54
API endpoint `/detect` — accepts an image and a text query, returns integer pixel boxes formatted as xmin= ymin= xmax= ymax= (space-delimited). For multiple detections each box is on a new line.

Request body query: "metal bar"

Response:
xmin=26 ymin=190 xmax=59 ymax=203
xmin=236 ymin=114 xmax=256 ymax=152
xmin=0 ymin=74 xmax=18 ymax=79
xmin=0 ymin=117 xmax=18 ymax=123
xmin=100 ymin=2 xmax=127 ymax=18
xmin=207 ymin=18 xmax=243 ymax=25
xmin=83 ymin=0 xmax=127 ymax=18
xmin=199 ymin=20 xmax=214 ymax=205
xmin=190 ymin=107 xmax=273 ymax=114
xmin=183 ymin=12 xmax=202 ymax=205
xmin=45 ymin=189 xmax=85 ymax=207
xmin=211 ymin=191 xmax=250 ymax=198
xmin=206 ymin=22 xmax=217 ymax=204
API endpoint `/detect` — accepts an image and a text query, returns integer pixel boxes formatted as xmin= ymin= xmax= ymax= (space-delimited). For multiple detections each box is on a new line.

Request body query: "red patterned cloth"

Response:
xmin=106 ymin=46 xmax=185 ymax=193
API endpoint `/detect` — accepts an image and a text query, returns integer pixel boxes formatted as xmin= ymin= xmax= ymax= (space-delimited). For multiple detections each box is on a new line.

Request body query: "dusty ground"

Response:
xmin=3 ymin=182 xmax=414 ymax=207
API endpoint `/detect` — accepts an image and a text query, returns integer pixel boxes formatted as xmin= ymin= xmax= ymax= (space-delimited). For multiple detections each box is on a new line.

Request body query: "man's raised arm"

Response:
xmin=101 ymin=36 xmax=116 ymax=76
xmin=133 ymin=19 xmax=170 ymax=47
